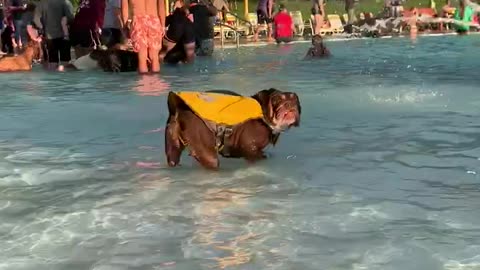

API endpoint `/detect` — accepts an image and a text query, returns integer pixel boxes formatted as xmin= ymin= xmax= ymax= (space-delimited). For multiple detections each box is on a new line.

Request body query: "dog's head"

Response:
xmin=253 ymin=88 xmax=301 ymax=132
xmin=90 ymin=49 xmax=121 ymax=72
xmin=25 ymin=40 xmax=42 ymax=62
xmin=312 ymin=34 xmax=323 ymax=46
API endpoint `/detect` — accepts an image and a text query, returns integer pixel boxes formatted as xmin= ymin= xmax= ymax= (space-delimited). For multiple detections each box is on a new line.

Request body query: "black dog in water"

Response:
xmin=70 ymin=48 xmax=138 ymax=72
xmin=72 ymin=47 xmax=190 ymax=71
xmin=90 ymin=49 xmax=139 ymax=72
xmin=305 ymin=34 xmax=330 ymax=59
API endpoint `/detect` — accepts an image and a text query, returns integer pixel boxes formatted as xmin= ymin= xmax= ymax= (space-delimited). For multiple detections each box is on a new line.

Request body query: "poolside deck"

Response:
xmin=213 ymin=30 xmax=468 ymax=49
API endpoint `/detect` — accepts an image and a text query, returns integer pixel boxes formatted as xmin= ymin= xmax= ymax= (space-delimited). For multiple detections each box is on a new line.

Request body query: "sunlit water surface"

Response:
xmin=1 ymin=35 xmax=480 ymax=270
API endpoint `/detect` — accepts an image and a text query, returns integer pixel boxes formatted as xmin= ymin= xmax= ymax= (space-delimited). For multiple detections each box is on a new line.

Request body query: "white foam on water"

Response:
xmin=0 ymin=144 xmax=113 ymax=186
xmin=5 ymin=147 xmax=100 ymax=165
xmin=187 ymin=165 xmax=277 ymax=187
xmin=368 ymin=90 xmax=441 ymax=105
xmin=328 ymin=191 xmax=363 ymax=204
xmin=0 ymin=166 xmax=98 ymax=185
xmin=349 ymin=205 xmax=389 ymax=220
xmin=444 ymin=257 xmax=480 ymax=270
xmin=428 ymin=212 xmax=480 ymax=230
xmin=91 ymin=266 xmax=126 ymax=270
xmin=353 ymin=244 xmax=403 ymax=270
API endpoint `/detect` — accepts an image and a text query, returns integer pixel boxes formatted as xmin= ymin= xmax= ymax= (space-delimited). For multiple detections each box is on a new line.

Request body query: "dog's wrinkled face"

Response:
xmin=254 ymin=88 xmax=301 ymax=132
xmin=90 ymin=50 xmax=121 ymax=72
xmin=26 ymin=41 xmax=42 ymax=61
xmin=107 ymin=53 xmax=122 ymax=72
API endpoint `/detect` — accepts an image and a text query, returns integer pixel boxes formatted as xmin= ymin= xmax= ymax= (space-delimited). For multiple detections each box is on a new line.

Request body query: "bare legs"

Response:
xmin=253 ymin=23 xmax=273 ymax=42
xmin=314 ymin=14 xmax=324 ymax=35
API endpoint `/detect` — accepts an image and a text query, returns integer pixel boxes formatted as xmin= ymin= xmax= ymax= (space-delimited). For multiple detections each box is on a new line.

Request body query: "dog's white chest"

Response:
xmin=72 ymin=54 xmax=98 ymax=70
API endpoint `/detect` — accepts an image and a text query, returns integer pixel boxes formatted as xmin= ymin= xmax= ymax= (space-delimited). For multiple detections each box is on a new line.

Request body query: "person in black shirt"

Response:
xmin=189 ymin=0 xmax=217 ymax=56
xmin=1 ymin=23 xmax=14 ymax=54
xmin=159 ymin=6 xmax=196 ymax=64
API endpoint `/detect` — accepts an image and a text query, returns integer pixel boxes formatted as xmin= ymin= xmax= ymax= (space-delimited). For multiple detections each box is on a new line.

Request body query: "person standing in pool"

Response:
xmin=189 ymin=0 xmax=217 ymax=56
xmin=34 ymin=0 xmax=74 ymax=71
xmin=7 ymin=0 xmax=26 ymax=51
xmin=312 ymin=0 xmax=325 ymax=35
xmin=70 ymin=0 xmax=106 ymax=58
xmin=102 ymin=0 xmax=124 ymax=48
xmin=19 ymin=3 xmax=35 ymax=44
xmin=273 ymin=4 xmax=293 ymax=44
xmin=122 ymin=0 xmax=166 ymax=73
xmin=254 ymin=0 xmax=273 ymax=42
xmin=159 ymin=6 xmax=195 ymax=64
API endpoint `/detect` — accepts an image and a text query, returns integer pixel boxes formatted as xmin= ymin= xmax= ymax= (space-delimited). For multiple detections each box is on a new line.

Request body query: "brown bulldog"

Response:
xmin=165 ymin=89 xmax=301 ymax=170
xmin=0 ymin=41 xmax=42 ymax=72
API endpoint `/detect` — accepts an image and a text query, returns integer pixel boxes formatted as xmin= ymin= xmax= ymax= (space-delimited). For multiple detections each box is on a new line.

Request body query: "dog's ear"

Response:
xmin=252 ymin=88 xmax=279 ymax=107
xmin=288 ymin=92 xmax=301 ymax=127
xmin=292 ymin=92 xmax=301 ymax=115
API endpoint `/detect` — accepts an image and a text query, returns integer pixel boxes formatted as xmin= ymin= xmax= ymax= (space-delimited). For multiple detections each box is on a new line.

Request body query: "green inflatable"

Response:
xmin=454 ymin=6 xmax=474 ymax=32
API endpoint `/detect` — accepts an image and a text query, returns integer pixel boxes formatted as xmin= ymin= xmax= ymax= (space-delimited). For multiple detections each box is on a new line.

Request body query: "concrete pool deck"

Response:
xmin=216 ymin=31 xmax=479 ymax=49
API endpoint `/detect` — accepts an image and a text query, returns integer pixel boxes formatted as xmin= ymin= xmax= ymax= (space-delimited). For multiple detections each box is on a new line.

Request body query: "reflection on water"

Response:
xmin=1 ymin=35 xmax=480 ymax=269
xmin=192 ymin=188 xmax=255 ymax=269
xmin=133 ymin=75 xmax=171 ymax=96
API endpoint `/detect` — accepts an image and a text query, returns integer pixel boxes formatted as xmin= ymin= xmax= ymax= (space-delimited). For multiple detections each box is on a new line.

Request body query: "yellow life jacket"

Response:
xmin=175 ymin=91 xmax=264 ymax=126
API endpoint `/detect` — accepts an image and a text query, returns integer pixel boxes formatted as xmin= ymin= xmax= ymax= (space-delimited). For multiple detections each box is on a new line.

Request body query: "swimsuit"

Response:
xmin=256 ymin=0 xmax=271 ymax=24
xmin=130 ymin=15 xmax=164 ymax=52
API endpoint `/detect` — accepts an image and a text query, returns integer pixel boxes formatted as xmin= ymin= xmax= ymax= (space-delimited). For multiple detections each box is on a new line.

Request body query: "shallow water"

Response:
xmin=1 ymin=35 xmax=480 ymax=270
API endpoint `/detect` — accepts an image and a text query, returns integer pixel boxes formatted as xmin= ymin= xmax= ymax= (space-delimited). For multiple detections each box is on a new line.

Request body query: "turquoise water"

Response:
xmin=1 ymin=35 xmax=480 ymax=270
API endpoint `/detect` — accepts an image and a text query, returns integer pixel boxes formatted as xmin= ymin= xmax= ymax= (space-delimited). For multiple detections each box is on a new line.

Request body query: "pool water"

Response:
xmin=1 ymin=35 xmax=480 ymax=270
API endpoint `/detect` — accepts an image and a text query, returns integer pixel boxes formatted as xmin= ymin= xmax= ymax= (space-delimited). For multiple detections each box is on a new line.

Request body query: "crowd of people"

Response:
xmin=1 ymin=0 xmax=470 ymax=73
xmin=0 ymin=0 xmax=230 ymax=73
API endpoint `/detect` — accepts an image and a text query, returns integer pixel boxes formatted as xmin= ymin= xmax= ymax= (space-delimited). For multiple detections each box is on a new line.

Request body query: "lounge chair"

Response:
xmin=304 ymin=14 xmax=314 ymax=35
xmin=320 ymin=14 xmax=344 ymax=35
xmin=247 ymin=12 xmax=267 ymax=37
xmin=290 ymin=10 xmax=305 ymax=36
xmin=247 ymin=12 xmax=258 ymax=26
xmin=329 ymin=14 xmax=345 ymax=33
xmin=225 ymin=13 xmax=237 ymax=25
xmin=213 ymin=24 xmax=236 ymax=39
xmin=342 ymin=13 xmax=349 ymax=25
xmin=224 ymin=13 xmax=250 ymax=36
